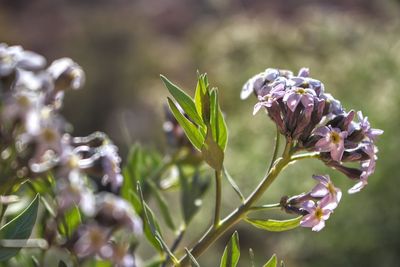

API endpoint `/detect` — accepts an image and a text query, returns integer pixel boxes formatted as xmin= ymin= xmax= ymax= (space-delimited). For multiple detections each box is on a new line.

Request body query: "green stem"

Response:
xmin=268 ymin=126 xmax=281 ymax=172
xmin=213 ymin=170 xmax=222 ymax=228
xmin=177 ymin=140 xmax=293 ymax=266
xmin=289 ymin=152 xmax=320 ymax=162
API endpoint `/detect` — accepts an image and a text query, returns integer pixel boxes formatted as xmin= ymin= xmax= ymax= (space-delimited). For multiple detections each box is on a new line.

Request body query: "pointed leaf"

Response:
xmin=161 ymin=75 xmax=204 ymax=127
xmin=185 ymin=248 xmax=200 ymax=267
xmin=223 ymin=167 xmax=244 ymax=202
xmin=168 ymin=98 xmax=205 ymax=150
xmin=245 ymin=216 xmax=302 ymax=232
xmin=220 ymin=231 xmax=240 ymax=267
xmin=58 ymin=205 xmax=81 ymax=238
xmin=0 ymin=194 xmax=40 ymax=262
xmin=194 ymin=73 xmax=210 ymax=124
xmin=147 ymin=180 xmax=175 ymax=230
xmin=130 ymin=189 xmax=163 ymax=253
xmin=210 ymin=88 xmax=228 ymax=151
xmin=263 ymin=254 xmax=277 ymax=267
xmin=122 ymin=145 xmax=142 ymax=201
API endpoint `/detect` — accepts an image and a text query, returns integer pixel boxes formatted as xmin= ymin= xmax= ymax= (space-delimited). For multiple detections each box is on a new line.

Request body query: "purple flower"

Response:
xmin=283 ymin=87 xmax=316 ymax=115
xmin=241 ymin=68 xmax=280 ymax=99
xmin=348 ymin=142 xmax=377 ymax=194
xmin=357 ymin=111 xmax=383 ymax=141
xmin=99 ymin=242 xmax=135 ymax=267
xmin=310 ymin=174 xmax=342 ymax=209
xmin=253 ymin=83 xmax=286 ymax=115
xmin=74 ymin=223 xmax=110 ymax=258
xmin=314 ymin=126 xmax=348 ymax=162
xmin=300 ymin=199 xmax=333 ymax=232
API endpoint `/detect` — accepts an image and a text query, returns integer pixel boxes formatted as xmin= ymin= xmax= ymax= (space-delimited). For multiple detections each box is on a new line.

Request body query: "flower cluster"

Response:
xmin=0 ymin=43 xmax=140 ymax=265
xmin=243 ymin=67 xmax=383 ymax=230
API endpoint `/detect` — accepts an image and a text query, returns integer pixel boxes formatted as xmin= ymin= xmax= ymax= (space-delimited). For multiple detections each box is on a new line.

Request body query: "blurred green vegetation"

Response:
xmin=1 ymin=0 xmax=400 ymax=266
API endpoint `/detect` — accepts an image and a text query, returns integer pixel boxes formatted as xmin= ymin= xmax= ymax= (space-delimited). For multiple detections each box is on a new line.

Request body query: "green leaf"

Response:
xmin=147 ymin=180 xmax=175 ymax=231
xmin=122 ymin=144 xmax=142 ymax=201
xmin=58 ymin=260 xmax=68 ymax=267
xmin=210 ymin=88 xmax=228 ymax=151
xmin=58 ymin=205 xmax=82 ymax=238
xmin=0 ymin=194 xmax=40 ymax=262
xmin=168 ymin=98 xmax=205 ymax=150
xmin=194 ymin=73 xmax=210 ymax=124
xmin=185 ymin=248 xmax=200 ymax=267
xmin=263 ymin=254 xmax=277 ymax=267
xmin=223 ymin=167 xmax=244 ymax=202
xmin=220 ymin=231 xmax=240 ymax=267
xmin=161 ymin=75 xmax=204 ymax=127
xmin=201 ymin=128 xmax=224 ymax=171
xmin=179 ymin=168 xmax=210 ymax=225
xmin=280 ymin=260 xmax=285 ymax=267
xmin=245 ymin=216 xmax=302 ymax=232
xmin=137 ymin=184 xmax=179 ymax=264
xmin=130 ymin=189 xmax=163 ymax=253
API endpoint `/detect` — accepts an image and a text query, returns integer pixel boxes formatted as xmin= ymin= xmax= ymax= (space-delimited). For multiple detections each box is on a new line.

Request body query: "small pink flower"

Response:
xmin=300 ymin=199 xmax=333 ymax=232
xmin=310 ymin=174 xmax=342 ymax=210
xmin=314 ymin=126 xmax=348 ymax=162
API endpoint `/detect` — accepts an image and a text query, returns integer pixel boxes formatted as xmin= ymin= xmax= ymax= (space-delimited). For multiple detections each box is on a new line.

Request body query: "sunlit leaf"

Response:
xmin=263 ymin=254 xmax=277 ymax=267
xmin=168 ymin=98 xmax=205 ymax=150
xmin=245 ymin=216 xmax=302 ymax=232
xmin=0 ymin=194 xmax=39 ymax=262
xmin=58 ymin=205 xmax=81 ymax=238
xmin=161 ymin=75 xmax=204 ymax=127
xmin=210 ymin=88 xmax=228 ymax=151
xmin=194 ymin=73 xmax=210 ymax=124
xmin=220 ymin=231 xmax=240 ymax=267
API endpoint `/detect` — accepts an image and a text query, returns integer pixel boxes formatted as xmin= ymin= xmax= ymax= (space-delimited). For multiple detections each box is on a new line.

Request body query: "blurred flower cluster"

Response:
xmin=0 ymin=43 xmax=140 ymax=266
xmin=243 ymin=67 xmax=383 ymax=231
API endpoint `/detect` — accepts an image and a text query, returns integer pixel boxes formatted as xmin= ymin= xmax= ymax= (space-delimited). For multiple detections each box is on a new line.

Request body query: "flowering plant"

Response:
xmin=0 ymin=44 xmax=382 ymax=266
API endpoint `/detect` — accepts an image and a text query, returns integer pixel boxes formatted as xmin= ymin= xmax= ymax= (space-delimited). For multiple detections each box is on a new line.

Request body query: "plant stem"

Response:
xmin=268 ymin=126 xmax=281 ymax=172
xmin=213 ymin=170 xmax=222 ymax=228
xmin=289 ymin=152 xmax=320 ymax=162
xmin=177 ymin=140 xmax=293 ymax=266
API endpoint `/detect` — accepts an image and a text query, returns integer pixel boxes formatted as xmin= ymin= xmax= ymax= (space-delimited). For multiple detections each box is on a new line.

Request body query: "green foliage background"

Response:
xmin=1 ymin=1 xmax=399 ymax=266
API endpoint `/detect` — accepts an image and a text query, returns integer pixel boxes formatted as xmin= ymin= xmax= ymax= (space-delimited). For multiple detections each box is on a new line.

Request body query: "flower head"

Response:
xmin=300 ymin=199 xmax=333 ymax=232
xmin=314 ymin=126 xmax=348 ymax=162
xmin=310 ymin=174 xmax=342 ymax=209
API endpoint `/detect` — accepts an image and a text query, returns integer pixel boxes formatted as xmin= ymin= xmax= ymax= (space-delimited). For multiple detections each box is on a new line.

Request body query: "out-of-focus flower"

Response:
xmin=73 ymin=224 xmax=110 ymax=258
xmin=95 ymin=193 xmax=142 ymax=234
xmin=47 ymin=58 xmax=85 ymax=91
xmin=300 ymin=199 xmax=333 ymax=232
xmin=100 ymin=242 xmax=135 ymax=267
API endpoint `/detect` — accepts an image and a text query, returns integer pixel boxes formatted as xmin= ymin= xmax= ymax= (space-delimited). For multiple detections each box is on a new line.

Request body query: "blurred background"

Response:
xmin=1 ymin=0 xmax=399 ymax=266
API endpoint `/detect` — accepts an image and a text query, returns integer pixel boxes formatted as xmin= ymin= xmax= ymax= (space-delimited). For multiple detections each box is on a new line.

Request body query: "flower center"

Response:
xmin=296 ymin=88 xmax=306 ymax=95
xmin=330 ymin=132 xmax=341 ymax=144
xmin=42 ymin=128 xmax=57 ymax=142
xmin=315 ymin=207 xmax=323 ymax=219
